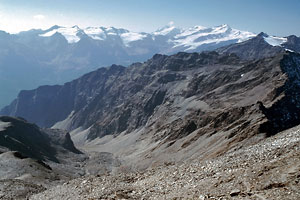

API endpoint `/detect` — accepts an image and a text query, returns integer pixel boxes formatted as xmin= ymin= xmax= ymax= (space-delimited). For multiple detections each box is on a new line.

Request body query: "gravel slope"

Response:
xmin=30 ymin=125 xmax=300 ymax=200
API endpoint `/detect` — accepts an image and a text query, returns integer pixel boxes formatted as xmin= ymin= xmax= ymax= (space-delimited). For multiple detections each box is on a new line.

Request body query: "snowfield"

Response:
xmin=39 ymin=24 xmax=256 ymax=51
xmin=264 ymin=35 xmax=288 ymax=46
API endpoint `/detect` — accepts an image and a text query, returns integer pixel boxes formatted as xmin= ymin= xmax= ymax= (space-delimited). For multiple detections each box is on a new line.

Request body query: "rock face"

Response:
xmin=0 ymin=116 xmax=81 ymax=162
xmin=2 ymin=35 xmax=300 ymax=168
xmin=283 ymin=35 xmax=300 ymax=52
xmin=1 ymin=65 xmax=126 ymax=128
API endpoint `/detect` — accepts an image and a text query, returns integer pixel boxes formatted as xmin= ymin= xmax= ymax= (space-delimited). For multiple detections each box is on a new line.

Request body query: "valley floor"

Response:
xmin=29 ymin=125 xmax=300 ymax=200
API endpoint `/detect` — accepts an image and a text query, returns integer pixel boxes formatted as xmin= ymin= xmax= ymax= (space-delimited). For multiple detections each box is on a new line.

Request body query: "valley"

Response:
xmin=0 ymin=31 xmax=300 ymax=199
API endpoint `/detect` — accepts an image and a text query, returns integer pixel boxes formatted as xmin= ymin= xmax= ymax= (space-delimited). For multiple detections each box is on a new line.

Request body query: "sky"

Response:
xmin=0 ymin=0 xmax=299 ymax=36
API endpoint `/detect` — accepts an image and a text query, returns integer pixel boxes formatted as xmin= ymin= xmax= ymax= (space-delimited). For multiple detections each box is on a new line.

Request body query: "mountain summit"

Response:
xmin=0 ymin=24 xmax=256 ymax=109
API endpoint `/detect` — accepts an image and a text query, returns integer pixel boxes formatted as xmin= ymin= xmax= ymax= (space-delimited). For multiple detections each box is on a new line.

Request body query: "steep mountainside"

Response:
xmin=2 ymin=36 xmax=300 ymax=169
xmin=283 ymin=35 xmax=300 ymax=52
xmin=0 ymin=24 xmax=255 ymax=108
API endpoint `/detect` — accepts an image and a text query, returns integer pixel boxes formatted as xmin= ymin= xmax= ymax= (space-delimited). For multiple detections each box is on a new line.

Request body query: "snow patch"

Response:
xmin=285 ymin=49 xmax=294 ymax=52
xmin=0 ymin=120 xmax=11 ymax=132
xmin=264 ymin=36 xmax=287 ymax=47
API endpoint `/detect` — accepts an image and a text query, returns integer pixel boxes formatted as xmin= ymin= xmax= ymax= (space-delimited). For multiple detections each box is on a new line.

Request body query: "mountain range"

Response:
xmin=2 ymin=32 xmax=300 ymax=167
xmin=0 ymin=24 xmax=256 ymax=108
xmin=1 ymin=28 xmax=300 ymax=199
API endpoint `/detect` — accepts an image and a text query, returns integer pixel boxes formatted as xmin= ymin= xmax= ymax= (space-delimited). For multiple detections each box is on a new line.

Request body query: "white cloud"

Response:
xmin=33 ymin=14 xmax=45 ymax=20
xmin=168 ymin=21 xmax=175 ymax=26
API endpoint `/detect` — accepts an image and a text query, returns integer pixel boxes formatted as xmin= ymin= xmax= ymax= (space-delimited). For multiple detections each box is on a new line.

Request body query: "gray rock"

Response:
xmin=230 ymin=189 xmax=241 ymax=196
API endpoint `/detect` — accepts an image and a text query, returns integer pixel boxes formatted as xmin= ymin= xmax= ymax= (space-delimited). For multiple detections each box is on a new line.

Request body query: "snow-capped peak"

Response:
xmin=40 ymin=25 xmax=83 ymax=43
xmin=38 ymin=24 xmax=256 ymax=51
xmin=216 ymin=24 xmax=231 ymax=29
xmin=175 ymin=25 xmax=208 ymax=38
xmin=173 ymin=24 xmax=255 ymax=51
xmin=153 ymin=22 xmax=181 ymax=36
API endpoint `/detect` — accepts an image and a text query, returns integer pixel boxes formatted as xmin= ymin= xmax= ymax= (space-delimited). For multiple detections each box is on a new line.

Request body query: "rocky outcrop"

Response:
xmin=259 ymin=52 xmax=300 ymax=136
xmin=0 ymin=116 xmax=81 ymax=162
xmin=283 ymin=35 xmax=300 ymax=52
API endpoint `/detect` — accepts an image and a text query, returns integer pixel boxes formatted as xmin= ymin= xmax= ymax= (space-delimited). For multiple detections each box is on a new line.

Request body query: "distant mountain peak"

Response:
xmin=40 ymin=25 xmax=84 ymax=43
xmin=38 ymin=24 xmax=256 ymax=49
xmin=45 ymin=25 xmax=62 ymax=32
xmin=257 ymin=32 xmax=269 ymax=37
xmin=192 ymin=25 xmax=207 ymax=30
xmin=1 ymin=22 xmax=299 ymax=112
xmin=216 ymin=24 xmax=230 ymax=29
xmin=72 ymin=25 xmax=80 ymax=29
xmin=153 ymin=23 xmax=181 ymax=36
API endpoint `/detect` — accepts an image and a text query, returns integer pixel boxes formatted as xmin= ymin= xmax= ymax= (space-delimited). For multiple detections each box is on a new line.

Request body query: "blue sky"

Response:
xmin=0 ymin=0 xmax=299 ymax=36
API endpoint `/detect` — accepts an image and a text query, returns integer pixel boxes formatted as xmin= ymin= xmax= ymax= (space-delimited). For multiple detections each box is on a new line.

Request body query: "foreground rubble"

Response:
xmin=30 ymin=125 xmax=300 ymax=200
